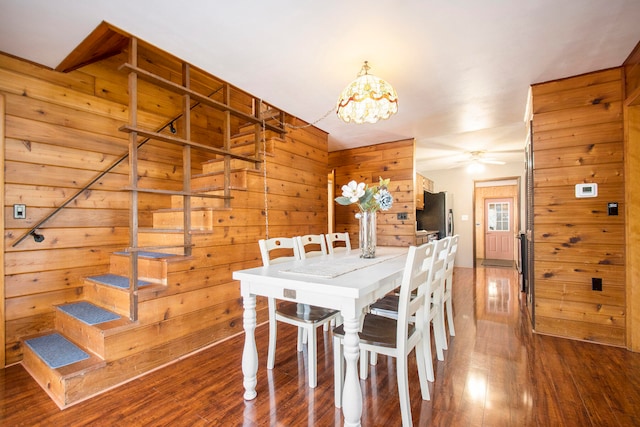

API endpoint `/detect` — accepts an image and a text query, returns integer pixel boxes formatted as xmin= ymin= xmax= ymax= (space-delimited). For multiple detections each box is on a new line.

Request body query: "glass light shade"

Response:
xmin=466 ymin=162 xmax=486 ymax=174
xmin=336 ymin=62 xmax=398 ymax=124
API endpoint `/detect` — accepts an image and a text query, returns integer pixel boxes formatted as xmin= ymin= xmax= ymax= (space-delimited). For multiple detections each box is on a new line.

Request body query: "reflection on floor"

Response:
xmin=475 ymin=266 xmax=519 ymax=323
xmin=479 ymin=258 xmax=516 ymax=268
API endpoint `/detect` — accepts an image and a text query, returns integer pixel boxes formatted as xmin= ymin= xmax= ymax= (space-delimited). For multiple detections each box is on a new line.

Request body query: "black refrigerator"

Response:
xmin=416 ymin=191 xmax=454 ymax=239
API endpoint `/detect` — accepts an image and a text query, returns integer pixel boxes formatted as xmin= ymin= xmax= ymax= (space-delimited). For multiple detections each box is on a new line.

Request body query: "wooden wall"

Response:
xmin=624 ymin=41 xmax=640 ymax=351
xmin=531 ymin=68 xmax=626 ymax=346
xmin=1 ymin=45 xmax=328 ymax=366
xmin=328 ymin=139 xmax=415 ymax=247
xmin=1 ymin=93 xmax=5 ymax=367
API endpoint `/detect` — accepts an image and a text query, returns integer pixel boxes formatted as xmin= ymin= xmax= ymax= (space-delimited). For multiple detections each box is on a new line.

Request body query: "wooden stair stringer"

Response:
xmin=82 ymin=276 xmax=168 ymax=318
xmin=190 ymin=168 xmax=249 ymax=192
xmin=201 ymin=137 xmax=277 ymax=174
xmin=137 ymin=228 xmax=212 ymax=252
xmin=46 ymin=304 xmax=244 ymax=408
xmin=109 ymin=252 xmax=193 ymax=285
xmin=54 ymin=303 xmax=136 ymax=359
xmin=21 ymin=331 xmax=107 ymax=409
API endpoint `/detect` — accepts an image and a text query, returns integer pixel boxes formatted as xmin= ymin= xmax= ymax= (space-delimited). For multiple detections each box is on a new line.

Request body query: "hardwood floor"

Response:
xmin=2 ymin=266 xmax=640 ymax=426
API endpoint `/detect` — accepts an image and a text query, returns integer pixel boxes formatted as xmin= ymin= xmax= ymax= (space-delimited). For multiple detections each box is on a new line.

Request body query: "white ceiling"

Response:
xmin=1 ymin=1 xmax=640 ymax=172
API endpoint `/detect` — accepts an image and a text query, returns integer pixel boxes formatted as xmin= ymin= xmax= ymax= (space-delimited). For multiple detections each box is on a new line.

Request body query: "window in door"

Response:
xmin=487 ymin=201 xmax=510 ymax=232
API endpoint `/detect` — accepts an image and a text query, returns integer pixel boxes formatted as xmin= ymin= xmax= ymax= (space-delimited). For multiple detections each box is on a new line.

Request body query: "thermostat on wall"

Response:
xmin=575 ymin=183 xmax=598 ymax=198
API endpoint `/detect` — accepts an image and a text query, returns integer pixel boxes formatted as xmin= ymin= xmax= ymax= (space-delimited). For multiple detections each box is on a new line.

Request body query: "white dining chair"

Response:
xmin=423 ymin=239 xmax=448 ymax=378
xmin=333 ymin=243 xmax=431 ymax=427
xmin=325 ymin=232 xmax=351 ymax=254
xmin=368 ymin=238 xmax=449 ymax=381
xmin=439 ymin=234 xmax=459 ymax=347
xmin=296 ymin=234 xmax=340 ymax=333
xmin=296 ymin=234 xmax=328 ymax=258
xmin=259 ymin=237 xmax=340 ymax=388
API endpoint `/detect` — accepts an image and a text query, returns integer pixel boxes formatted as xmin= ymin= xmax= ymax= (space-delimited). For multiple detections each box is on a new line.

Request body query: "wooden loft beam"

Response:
xmin=56 ymin=21 xmax=130 ymax=73
xmin=56 ymin=21 xmax=287 ymax=136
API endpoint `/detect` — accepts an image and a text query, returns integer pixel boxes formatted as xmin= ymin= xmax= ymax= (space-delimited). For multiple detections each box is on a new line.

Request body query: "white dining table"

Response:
xmin=233 ymin=246 xmax=408 ymax=427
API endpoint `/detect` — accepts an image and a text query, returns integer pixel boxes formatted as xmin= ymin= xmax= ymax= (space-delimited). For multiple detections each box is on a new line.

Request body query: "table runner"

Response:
xmin=280 ymin=252 xmax=402 ymax=279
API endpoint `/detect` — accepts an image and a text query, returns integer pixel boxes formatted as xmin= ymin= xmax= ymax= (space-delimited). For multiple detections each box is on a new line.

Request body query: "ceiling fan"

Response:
xmin=452 ymin=151 xmax=506 ymax=173
xmin=463 ymin=150 xmax=506 ymax=166
xmin=416 ymin=142 xmax=523 ymax=172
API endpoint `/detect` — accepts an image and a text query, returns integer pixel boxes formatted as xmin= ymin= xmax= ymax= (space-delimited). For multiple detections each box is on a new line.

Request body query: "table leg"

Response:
xmin=242 ymin=294 xmax=258 ymax=400
xmin=341 ymin=316 xmax=362 ymax=427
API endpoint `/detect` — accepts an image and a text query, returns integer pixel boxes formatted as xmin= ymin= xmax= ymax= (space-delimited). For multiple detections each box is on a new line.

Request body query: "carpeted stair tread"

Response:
xmin=87 ymin=274 xmax=151 ymax=289
xmin=58 ymin=302 xmax=120 ymax=325
xmin=24 ymin=333 xmax=89 ymax=369
xmin=113 ymin=251 xmax=178 ymax=259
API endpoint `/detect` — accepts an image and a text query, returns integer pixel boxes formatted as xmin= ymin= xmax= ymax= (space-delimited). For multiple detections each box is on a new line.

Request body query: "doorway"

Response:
xmin=485 ymin=198 xmax=514 ymax=260
xmin=473 ymin=178 xmax=521 ymax=268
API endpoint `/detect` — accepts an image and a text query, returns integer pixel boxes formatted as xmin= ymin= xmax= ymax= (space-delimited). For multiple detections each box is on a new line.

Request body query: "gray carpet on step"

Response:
xmin=89 ymin=274 xmax=151 ymax=289
xmin=59 ymin=301 xmax=119 ymax=325
xmin=24 ymin=333 xmax=89 ymax=369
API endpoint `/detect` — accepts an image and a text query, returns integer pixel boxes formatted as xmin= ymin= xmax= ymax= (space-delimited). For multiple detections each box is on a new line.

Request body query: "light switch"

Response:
xmin=13 ymin=204 xmax=26 ymax=219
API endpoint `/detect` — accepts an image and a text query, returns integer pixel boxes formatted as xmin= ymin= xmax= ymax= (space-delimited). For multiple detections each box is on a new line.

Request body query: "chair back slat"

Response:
xmin=326 ymin=232 xmax=351 ymax=254
xmin=259 ymin=237 xmax=301 ymax=266
xmin=296 ymin=234 xmax=328 ymax=259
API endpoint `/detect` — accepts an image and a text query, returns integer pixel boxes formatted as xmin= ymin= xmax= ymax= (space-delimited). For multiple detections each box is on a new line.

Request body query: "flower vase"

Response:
xmin=359 ymin=210 xmax=377 ymax=258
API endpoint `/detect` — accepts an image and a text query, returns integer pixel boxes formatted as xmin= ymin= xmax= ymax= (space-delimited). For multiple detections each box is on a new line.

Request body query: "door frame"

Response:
xmin=1 ymin=94 xmax=5 ymax=367
xmin=472 ymin=177 xmax=521 ymax=267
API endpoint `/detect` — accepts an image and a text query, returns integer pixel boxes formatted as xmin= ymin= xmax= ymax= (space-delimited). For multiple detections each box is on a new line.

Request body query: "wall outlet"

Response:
xmin=397 ymin=212 xmax=408 ymax=220
xmin=592 ymin=277 xmax=603 ymax=291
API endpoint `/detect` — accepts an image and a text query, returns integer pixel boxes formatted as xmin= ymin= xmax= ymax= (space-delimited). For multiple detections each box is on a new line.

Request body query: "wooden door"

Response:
xmin=485 ymin=198 xmax=513 ymax=260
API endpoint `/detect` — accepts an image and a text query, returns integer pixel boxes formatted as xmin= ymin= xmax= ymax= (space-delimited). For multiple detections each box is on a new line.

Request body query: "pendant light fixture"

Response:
xmin=336 ymin=61 xmax=398 ymax=124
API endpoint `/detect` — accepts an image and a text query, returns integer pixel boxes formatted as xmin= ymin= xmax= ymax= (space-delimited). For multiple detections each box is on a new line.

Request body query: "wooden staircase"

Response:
xmin=20 ymin=129 xmax=279 ymax=408
xmin=19 ymin=34 xmax=285 ymax=408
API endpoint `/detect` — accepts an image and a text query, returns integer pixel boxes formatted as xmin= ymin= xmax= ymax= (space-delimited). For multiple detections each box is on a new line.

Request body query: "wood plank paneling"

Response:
xmin=623 ymin=41 xmax=640 ymax=351
xmin=533 ymin=163 xmax=623 ymax=187
xmin=531 ymin=68 xmax=622 ymax=97
xmin=329 ymin=139 xmax=415 ymax=247
xmin=624 ymin=93 xmax=640 ymax=350
xmin=533 ymin=101 xmax=623 ymax=133
xmin=1 ymin=93 xmax=5 ymax=366
xmin=532 ymin=141 xmax=623 ymax=168
xmin=531 ymin=68 xmax=626 ymax=346
xmin=533 ymin=223 xmax=624 ymax=244
xmin=532 ymin=121 xmax=623 ymax=150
